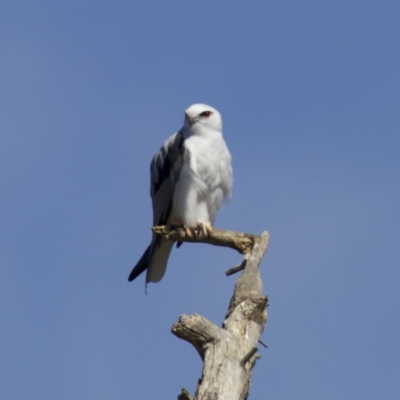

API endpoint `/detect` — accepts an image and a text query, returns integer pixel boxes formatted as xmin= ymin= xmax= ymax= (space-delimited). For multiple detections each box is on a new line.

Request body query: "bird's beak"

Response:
xmin=185 ymin=113 xmax=198 ymax=127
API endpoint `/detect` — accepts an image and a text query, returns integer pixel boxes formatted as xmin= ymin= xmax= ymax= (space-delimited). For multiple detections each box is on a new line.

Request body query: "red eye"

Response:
xmin=201 ymin=111 xmax=212 ymax=118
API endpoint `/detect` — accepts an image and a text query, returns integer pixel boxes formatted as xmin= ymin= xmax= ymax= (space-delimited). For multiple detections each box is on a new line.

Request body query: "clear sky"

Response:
xmin=1 ymin=1 xmax=399 ymax=399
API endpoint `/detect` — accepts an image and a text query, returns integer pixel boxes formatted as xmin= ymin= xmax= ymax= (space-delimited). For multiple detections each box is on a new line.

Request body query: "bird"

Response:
xmin=128 ymin=103 xmax=233 ymax=285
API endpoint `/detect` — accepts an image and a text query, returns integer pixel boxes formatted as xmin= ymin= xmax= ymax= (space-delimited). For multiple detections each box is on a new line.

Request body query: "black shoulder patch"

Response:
xmin=153 ymin=132 xmax=184 ymax=194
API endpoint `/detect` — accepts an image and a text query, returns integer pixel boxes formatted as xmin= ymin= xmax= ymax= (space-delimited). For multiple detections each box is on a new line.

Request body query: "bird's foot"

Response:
xmin=196 ymin=221 xmax=213 ymax=236
xmin=184 ymin=226 xmax=196 ymax=239
xmin=182 ymin=222 xmax=212 ymax=239
xmin=170 ymin=222 xmax=212 ymax=239
xmin=168 ymin=224 xmax=197 ymax=239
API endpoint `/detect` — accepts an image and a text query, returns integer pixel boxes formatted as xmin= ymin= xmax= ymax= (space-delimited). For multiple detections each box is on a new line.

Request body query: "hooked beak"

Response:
xmin=185 ymin=112 xmax=199 ymax=127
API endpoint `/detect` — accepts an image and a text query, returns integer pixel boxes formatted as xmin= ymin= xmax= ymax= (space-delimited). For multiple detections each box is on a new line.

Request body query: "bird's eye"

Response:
xmin=201 ymin=111 xmax=212 ymax=118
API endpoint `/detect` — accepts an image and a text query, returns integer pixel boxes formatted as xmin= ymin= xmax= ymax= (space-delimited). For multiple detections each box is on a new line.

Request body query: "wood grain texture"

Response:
xmin=161 ymin=228 xmax=270 ymax=400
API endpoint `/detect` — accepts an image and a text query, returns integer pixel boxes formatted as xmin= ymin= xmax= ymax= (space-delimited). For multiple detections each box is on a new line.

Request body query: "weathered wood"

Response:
xmin=178 ymin=388 xmax=192 ymax=400
xmin=152 ymin=226 xmax=257 ymax=255
xmin=161 ymin=228 xmax=270 ymax=400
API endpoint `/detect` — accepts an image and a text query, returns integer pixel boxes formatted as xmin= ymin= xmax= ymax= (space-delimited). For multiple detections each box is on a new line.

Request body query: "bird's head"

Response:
xmin=183 ymin=104 xmax=222 ymax=134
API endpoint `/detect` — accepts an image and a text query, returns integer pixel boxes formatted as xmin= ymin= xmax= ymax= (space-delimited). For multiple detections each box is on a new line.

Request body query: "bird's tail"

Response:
xmin=146 ymin=238 xmax=174 ymax=283
xmin=128 ymin=238 xmax=174 ymax=283
xmin=128 ymin=245 xmax=151 ymax=282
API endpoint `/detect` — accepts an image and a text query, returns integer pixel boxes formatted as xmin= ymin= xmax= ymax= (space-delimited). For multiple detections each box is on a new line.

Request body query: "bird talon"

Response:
xmin=195 ymin=222 xmax=213 ymax=237
xmin=184 ymin=227 xmax=194 ymax=239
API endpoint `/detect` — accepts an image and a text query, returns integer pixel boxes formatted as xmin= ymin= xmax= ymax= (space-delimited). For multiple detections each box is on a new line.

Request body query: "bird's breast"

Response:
xmin=184 ymin=135 xmax=229 ymax=187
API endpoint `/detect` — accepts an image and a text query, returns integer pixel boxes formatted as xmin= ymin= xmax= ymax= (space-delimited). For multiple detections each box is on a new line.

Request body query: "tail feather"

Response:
xmin=128 ymin=238 xmax=174 ymax=284
xmin=128 ymin=245 xmax=151 ymax=282
xmin=146 ymin=239 xmax=174 ymax=283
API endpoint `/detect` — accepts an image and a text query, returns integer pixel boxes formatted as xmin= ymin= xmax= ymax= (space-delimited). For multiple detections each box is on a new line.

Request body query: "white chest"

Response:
xmin=183 ymin=134 xmax=228 ymax=188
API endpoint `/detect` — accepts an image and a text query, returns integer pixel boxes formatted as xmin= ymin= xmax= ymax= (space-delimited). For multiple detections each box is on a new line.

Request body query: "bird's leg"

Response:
xmin=184 ymin=224 xmax=210 ymax=238
xmin=184 ymin=226 xmax=195 ymax=239
xmin=168 ymin=223 xmax=198 ymax=239
xmin=170 ymin=223 xmax=212 ymax=239
xmin=196 ymin=221 xmax=213 ymax=237
xmin=205 ymin=222 xmax=213 ymax=236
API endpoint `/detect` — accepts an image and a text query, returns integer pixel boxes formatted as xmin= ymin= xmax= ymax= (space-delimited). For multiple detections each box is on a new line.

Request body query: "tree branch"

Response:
xmin=152 ymin=226 xmax=257 ymax=254
xmin=164 ymin=228 xmax=270 ymax=400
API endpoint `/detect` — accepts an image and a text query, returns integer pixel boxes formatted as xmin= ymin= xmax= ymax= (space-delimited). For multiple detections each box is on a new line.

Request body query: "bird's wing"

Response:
xmin=150 ymin=131 xmax=185 ymax=226
xmin=144 ymin=131 xmax=185 ymax=283
xmin=128 ymin=132 xmax=185 ymax=284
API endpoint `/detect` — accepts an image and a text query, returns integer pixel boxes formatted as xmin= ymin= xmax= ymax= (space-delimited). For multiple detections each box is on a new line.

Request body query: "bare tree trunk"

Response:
xmin=153 ymin=227 xmax=270 ymax=400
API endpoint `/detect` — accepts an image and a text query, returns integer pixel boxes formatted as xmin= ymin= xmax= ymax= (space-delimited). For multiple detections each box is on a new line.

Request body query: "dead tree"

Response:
xmin=152 ymin=226 xmax=270 ymax=400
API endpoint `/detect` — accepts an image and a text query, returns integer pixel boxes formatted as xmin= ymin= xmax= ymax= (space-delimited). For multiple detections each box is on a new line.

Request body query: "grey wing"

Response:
xmin=128 ymin=131 xmax=184 ymax=284
xmin=150 ymin=131 xmax=184 ymax=227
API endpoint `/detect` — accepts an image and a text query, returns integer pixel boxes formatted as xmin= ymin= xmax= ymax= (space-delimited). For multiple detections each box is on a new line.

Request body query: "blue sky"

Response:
xmin=1 ymin=1 xmax=399 ymax=399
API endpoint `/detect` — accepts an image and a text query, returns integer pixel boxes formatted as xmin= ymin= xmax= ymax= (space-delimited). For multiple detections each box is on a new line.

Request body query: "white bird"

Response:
xmin=128 ymin=104 xmax=233 ymax=284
